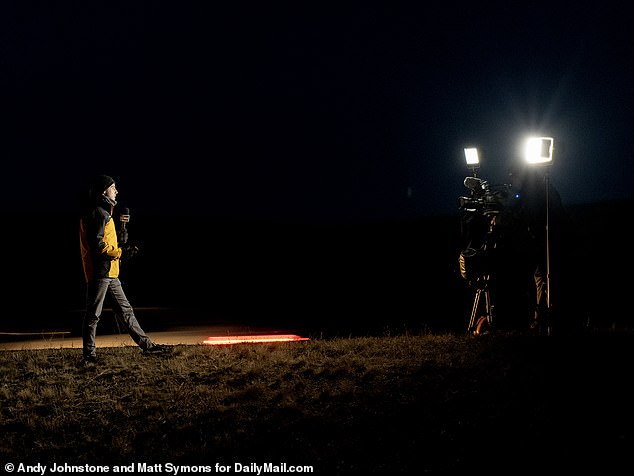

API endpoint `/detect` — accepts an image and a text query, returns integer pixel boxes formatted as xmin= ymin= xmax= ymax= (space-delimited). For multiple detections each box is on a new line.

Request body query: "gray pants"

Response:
xmin=82 ymin=277 xmax=152 ymax=357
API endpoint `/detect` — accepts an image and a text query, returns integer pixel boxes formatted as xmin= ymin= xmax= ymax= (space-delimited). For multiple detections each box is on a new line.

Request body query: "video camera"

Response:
xmin=458 ymin=176 xmax=512 ymax=216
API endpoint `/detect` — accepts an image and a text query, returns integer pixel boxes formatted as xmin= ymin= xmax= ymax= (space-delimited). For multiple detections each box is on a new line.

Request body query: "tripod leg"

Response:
xmin=485 ymin=287 xmax=493 ymax=327
xmin=468 ymin=289 xmax=482 ymax=333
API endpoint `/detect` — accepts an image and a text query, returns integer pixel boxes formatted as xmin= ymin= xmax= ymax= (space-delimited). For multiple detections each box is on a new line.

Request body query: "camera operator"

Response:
xmin=509 ymin=166 xmax=567 ymax=334
xmin=458 ymin=176 xmax=524 ymax=331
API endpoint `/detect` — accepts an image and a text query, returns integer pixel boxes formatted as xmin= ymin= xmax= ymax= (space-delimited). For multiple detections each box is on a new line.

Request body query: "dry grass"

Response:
xmin=1 ymin=331 xmax=633 ymax=474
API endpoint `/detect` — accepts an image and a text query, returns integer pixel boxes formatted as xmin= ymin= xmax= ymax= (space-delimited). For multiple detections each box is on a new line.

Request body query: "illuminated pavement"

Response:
xmin=0 ymin=325 xmax=309 ymax=351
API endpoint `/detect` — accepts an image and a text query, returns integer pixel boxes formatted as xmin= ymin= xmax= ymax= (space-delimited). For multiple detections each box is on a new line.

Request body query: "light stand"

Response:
xmin=525 ymin=137 xmax=554 ymax=335
xmin=545 ymin=169 xmax=551 ymax=317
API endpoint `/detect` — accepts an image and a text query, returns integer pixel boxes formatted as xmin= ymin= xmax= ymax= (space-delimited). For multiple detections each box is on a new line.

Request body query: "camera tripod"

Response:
xmin=463 ymin=213 xmax=497 ymax=335
xmin=467 ymin=275 xmax=494 ymax=335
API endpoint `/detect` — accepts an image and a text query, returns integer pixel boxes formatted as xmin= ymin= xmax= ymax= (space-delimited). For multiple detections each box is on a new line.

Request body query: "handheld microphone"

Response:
xmin=119 ymin=207 xmax=130 ymax=245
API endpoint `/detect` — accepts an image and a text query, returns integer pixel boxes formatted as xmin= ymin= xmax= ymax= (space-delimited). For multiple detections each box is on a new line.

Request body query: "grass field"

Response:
xmin=1 ymin=330 xmax=633 ymax=474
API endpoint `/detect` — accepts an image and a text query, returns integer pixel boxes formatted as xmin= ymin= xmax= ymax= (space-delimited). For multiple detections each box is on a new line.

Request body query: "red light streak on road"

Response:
xmin=202 ymin=334 xmax=310 ymax=346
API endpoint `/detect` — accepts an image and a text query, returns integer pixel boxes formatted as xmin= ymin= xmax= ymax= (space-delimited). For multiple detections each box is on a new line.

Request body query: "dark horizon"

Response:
xmin=3 ymin=199 xmax=630 ymax=336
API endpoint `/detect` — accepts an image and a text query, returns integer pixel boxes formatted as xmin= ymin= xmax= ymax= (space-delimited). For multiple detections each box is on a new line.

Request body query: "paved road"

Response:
xmin=0 ymin=325 xmax=308 ymax=351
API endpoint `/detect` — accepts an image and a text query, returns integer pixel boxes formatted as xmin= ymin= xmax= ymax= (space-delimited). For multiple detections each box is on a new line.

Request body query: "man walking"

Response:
xmin=79 ymin=174 xmax=169 ymax=363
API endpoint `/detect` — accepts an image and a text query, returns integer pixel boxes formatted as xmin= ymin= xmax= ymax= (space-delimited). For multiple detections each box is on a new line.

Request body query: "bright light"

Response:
xmin=525 ymin=137 xmax=554 ymax=164
xmin=464 ymin=148 xmax=479 ymax=166
xmin=203 ymin=334 xmax=310 ymax=346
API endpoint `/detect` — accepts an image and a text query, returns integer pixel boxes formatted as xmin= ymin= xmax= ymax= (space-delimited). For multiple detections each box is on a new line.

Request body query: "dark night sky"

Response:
xmin=2 ymin=2 xmax=633 ymax=224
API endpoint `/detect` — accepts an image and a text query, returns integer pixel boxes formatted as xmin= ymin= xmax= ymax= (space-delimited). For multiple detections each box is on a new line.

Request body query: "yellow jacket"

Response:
xmin=79 ymin=200 xmax=122 ymax=282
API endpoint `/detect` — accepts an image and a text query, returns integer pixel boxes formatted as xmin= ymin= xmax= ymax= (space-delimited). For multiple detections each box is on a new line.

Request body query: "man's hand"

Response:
xmin=121 ymin=244 xmax=139 ymax=261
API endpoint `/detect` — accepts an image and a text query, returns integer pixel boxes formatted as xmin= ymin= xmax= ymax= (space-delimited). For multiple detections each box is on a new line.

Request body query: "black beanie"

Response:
xmin=91 ymin=175 xmax=115 ymax=195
